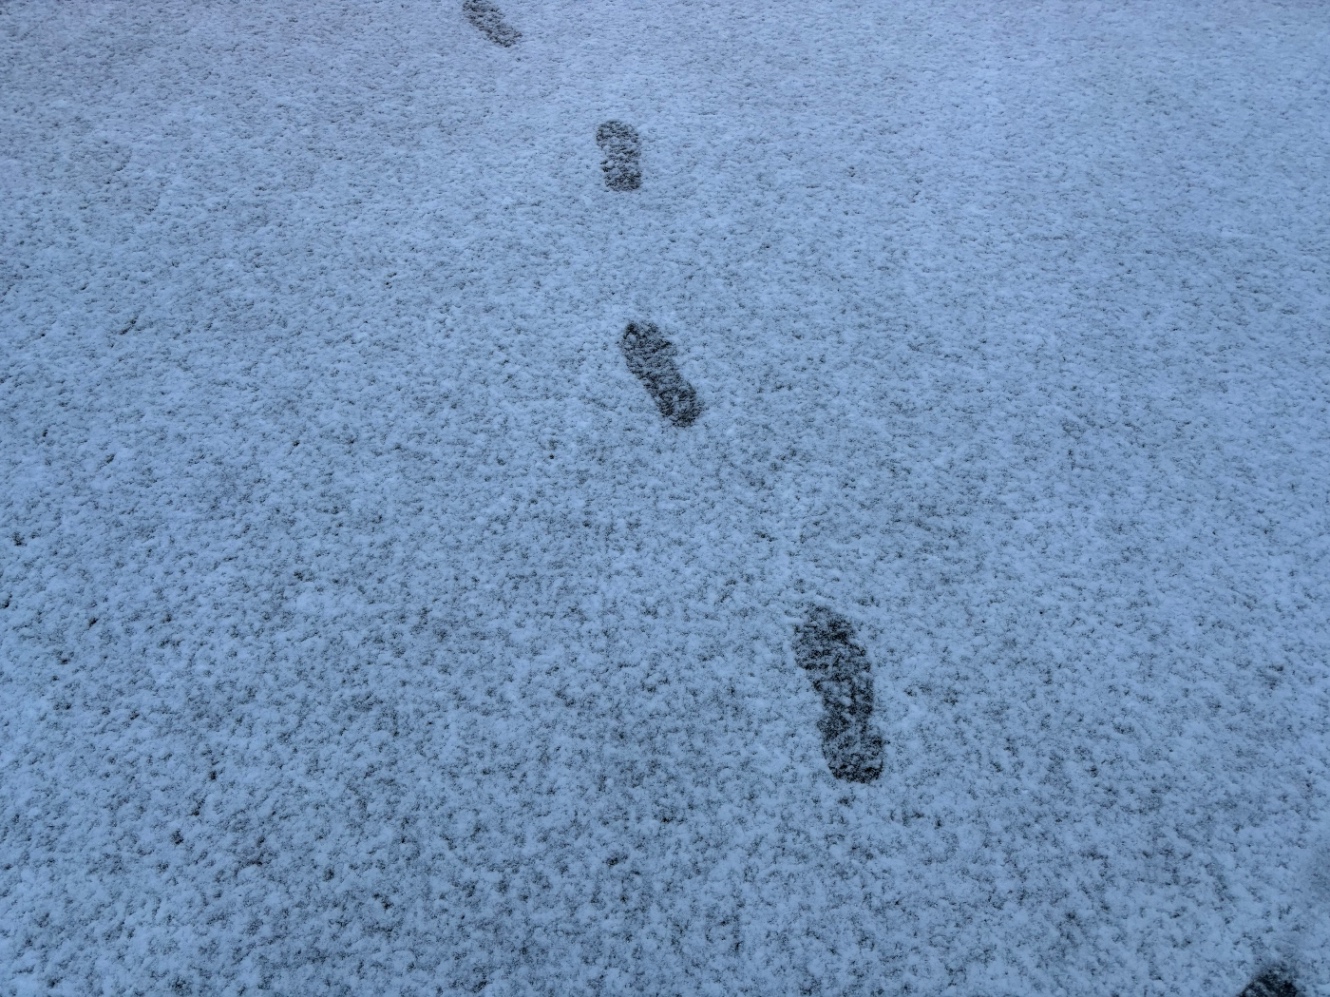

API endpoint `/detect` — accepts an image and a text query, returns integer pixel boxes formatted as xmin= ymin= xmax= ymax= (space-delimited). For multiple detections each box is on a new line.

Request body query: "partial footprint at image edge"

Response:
xmin=1238 ymin=969 xmax=1300 ymax=997
xmin=463 ymin=0 xmax=520 ymax=46
xmin=621 ymin=322 xmax=703 ymax=428
xmin=793 ymin=606 xmax=885 ymax=784
xmin=596 ymin=121 xmax=642 ymax=192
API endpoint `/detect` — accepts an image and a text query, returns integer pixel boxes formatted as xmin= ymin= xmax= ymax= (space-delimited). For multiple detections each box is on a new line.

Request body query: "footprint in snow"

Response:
xmin=793 ymin=606 xmax=885 ymax=784
xmin=463 ymin=0 xmax=520 ymax=46
xmin=621 ymin=323 xmax=702 ymax=428
xmin=596 ymin=121 xmax=642 ymax=192
xmin=1237 ymin=969 xmax=1299 ymax=997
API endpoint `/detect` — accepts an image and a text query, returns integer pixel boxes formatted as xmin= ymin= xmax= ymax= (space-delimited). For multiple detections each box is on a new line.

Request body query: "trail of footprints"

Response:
xmin=456 ymin=6 xmax=1300 ymax=989
xmin=464 ymin=0 xmax=876 ymax=783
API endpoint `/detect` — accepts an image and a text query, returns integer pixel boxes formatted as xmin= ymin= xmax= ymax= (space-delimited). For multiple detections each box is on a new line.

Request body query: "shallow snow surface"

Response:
xmin=3 ymin=1 xmax=1330 ymax=994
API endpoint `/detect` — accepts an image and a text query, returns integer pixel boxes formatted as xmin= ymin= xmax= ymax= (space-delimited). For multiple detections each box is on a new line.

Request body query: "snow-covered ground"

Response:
xmin=3 ymin=1 xmax=1329 ymax=993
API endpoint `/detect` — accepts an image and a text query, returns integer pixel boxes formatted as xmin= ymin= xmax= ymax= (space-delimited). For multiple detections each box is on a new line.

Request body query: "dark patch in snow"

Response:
xmin=620 ymin=322 xmax=702 ymax=427
xmin=793 ymin=606 xmax=884 ymax=784
xmin=1238 ymin=968 xmax=1300 ymax=997
xmin=463 ymin=0 xmax=520 ymax=46
xmin=596 ymin=120 xmax=642 ymax=191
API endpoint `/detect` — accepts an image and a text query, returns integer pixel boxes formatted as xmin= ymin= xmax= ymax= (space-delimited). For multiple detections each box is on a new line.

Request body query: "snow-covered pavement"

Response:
xmin=3 ymin=1 xmax=1329 ymax=993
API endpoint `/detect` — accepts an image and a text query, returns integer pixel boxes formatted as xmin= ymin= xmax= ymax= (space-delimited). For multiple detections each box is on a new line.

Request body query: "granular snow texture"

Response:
xmin=2 ymin=0 xmax=1329 ymax=994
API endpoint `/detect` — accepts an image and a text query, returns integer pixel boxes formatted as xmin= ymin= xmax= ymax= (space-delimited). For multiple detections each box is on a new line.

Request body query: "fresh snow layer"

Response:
xmin=2 ymin=0 xmax=1330 ymax=994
